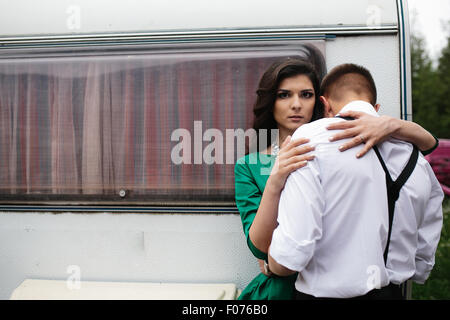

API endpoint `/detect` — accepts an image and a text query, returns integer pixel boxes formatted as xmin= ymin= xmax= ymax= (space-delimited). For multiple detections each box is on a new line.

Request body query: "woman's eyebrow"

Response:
xmin=277 ymin=88 xmax=314 ymax=92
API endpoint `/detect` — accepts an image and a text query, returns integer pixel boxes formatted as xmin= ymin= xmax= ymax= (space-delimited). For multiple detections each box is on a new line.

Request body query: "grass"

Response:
xmin=412 ymin=196 xmax=450 ymax=300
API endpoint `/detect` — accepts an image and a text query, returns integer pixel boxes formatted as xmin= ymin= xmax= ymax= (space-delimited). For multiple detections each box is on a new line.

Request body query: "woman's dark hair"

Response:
xmin=250 ymin=45 xmax=326 ymax=152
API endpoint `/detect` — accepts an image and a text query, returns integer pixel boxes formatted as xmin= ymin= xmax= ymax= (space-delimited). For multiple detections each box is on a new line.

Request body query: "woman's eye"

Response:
xmin=277 ymin=92 xmax=290 ymax=99
xmin=302 ymin=91 xmax=314 ymax=98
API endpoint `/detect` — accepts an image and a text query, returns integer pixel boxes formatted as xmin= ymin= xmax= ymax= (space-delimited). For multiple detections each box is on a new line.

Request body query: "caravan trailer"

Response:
xmin=0 ymin=0 xmax=413 ymax=299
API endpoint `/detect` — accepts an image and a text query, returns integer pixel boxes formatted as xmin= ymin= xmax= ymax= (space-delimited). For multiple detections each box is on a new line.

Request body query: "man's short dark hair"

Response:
xmin=320 ymin=63 xmax=377 ymax=105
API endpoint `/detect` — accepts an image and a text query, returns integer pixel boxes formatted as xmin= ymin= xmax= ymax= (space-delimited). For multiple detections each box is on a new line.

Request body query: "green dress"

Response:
xmin=234 ymin=152 xmax=297 ymax=300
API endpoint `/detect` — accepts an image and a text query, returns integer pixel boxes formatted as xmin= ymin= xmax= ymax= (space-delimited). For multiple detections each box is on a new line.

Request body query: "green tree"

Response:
xmin=410 ymin=35 xmax=442 ymax=137
xmin=436 ymin=33 xmax=450 ymax=138
xmin=411 ymin=31 xmax=450 ymax=138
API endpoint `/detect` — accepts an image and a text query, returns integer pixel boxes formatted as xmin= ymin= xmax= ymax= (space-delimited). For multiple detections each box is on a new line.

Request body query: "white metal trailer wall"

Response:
xmin=326 ymin=35 xmax=401 ymax=118
xmin=0 ymin=34 xmax=401 ymax=300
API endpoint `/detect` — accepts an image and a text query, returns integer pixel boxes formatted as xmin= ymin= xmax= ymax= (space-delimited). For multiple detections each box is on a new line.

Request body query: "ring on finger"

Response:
xmin=359 ymin=135 xmax=365 ymax=143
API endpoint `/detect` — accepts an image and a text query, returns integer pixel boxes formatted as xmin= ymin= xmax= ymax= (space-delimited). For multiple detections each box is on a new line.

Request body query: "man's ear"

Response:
xmin=320 ymin=96 xmax=333 ymax=117
xmin=374 ymin=103 xmax=381 ymax=112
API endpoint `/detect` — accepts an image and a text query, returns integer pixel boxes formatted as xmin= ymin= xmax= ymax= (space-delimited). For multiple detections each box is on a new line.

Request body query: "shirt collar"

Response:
xmin=336 ymin=100 xmax=379 ymax=118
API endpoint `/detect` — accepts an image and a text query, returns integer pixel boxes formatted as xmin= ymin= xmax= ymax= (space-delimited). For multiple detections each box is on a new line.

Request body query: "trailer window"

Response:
xmin=0 ymin=42 xmax=325 ymax=206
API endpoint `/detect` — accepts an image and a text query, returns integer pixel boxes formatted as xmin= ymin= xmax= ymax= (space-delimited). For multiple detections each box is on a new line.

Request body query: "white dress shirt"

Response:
xmin=270 ymin=100 xmax=444 ymax=298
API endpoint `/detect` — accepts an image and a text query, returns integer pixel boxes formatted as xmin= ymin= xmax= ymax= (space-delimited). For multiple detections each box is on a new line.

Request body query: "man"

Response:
xmin=268 ymin=63 xmax=444 ymax=299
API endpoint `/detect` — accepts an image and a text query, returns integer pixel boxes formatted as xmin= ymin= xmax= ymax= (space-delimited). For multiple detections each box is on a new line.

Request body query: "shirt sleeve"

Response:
xmin=234 ymin=157 xmax=268 ymax=260
xmin=411 ymin=165 xmax=444 ymax=284
xmin=269 ymin=158 xmax=325 ymax=272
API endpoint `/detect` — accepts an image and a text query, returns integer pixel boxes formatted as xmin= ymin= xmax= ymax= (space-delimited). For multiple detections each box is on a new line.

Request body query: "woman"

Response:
xmin=234 ymin=57 xmax=438 ymax=300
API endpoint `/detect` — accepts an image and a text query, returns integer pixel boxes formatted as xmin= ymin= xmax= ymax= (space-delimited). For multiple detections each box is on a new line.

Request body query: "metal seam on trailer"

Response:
xmin=0 ymin=205 xmax=240 ymax=213
xmin=398 ymin=0 xmax=408 ymax=120
xmin=0 ymin=26 xmax=397 ymax=49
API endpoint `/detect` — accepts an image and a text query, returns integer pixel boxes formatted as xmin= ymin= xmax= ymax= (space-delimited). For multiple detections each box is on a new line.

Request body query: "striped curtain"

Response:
xmin=0 ymin=45 xmax=324 ymax=203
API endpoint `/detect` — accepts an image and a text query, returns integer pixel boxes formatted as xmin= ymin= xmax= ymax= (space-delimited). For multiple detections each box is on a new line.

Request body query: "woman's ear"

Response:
xmin=374 ymin=103 xmax=381 ymax=112
xmin=320 ymin=96 xmax=333 ymax=117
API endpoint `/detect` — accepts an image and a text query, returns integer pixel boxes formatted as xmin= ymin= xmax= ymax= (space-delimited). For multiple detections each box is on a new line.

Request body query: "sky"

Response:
xmin=408 ymin=0 xmax=450 ymax=61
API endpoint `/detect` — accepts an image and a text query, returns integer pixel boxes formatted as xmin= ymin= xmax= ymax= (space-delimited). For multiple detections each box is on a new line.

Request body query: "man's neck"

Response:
xmin=330 ymin=97 xmax=372 ymax=117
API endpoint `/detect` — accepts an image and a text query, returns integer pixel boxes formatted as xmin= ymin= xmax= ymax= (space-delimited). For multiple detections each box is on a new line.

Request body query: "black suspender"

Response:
xmin=373 ymin=145 xmax=419 ymax=265
xmin=335 ymin=115 xmax=419 ymax=265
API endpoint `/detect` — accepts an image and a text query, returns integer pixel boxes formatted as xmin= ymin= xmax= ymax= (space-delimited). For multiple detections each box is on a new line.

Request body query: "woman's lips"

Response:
xmin=288 ymin=116 xmax=303 ymax=122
